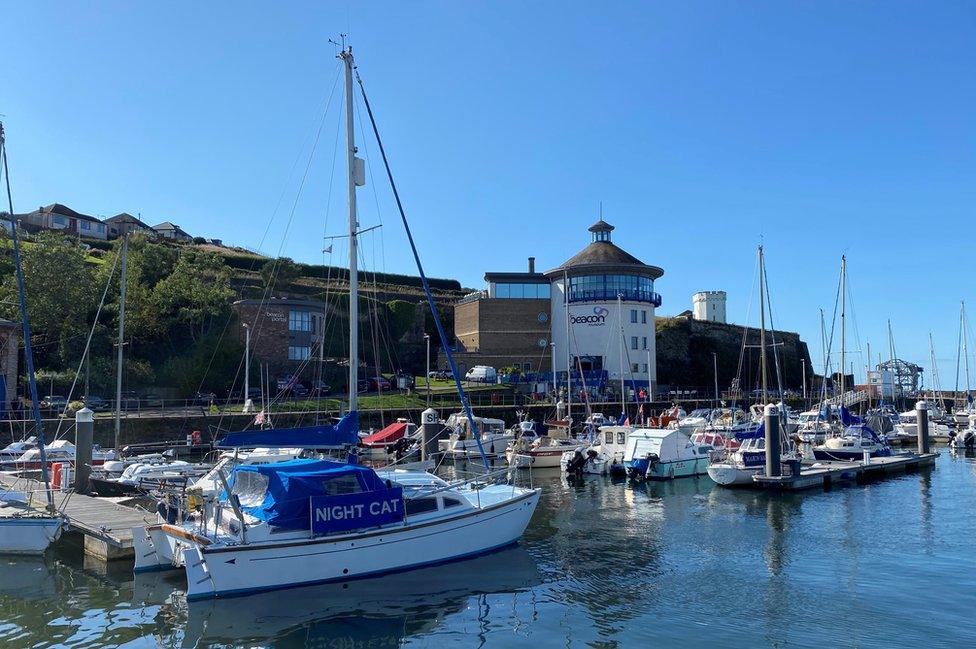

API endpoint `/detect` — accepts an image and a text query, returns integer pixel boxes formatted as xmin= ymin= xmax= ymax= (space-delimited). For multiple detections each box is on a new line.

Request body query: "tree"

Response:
xmin=259 ymin=257 xmax=301 ymax=293
xmin=153 ymin=249 xmax=234 ymax=344
xmin=0 ymin=231 xmax=96 ymax=367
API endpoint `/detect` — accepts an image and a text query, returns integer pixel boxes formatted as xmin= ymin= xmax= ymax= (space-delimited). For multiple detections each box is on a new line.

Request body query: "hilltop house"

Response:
xmin=153 ymin=221 xmax=192 ymax=242
xmin=105 ymin=213 xmax=157 ymax=239
xmin=16 ymin=203 xmax=108 ymax=240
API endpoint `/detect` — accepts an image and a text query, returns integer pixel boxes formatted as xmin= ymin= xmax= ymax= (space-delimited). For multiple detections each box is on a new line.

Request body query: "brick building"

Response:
xmin=0 ymin=318 xmax=18 ymax=417
xmin=232 ymin=298 xmax=326 ymax=376
xmin=452 ymin=219 xmax=665 ymax=392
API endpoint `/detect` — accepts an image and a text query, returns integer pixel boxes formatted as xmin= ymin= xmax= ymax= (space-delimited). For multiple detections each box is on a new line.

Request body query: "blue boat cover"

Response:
xmin=840 ymin=407 xmax=863 ymax=426
xmin=227 ymin=458 xmax=387 ymax=530
xmin=216 ymin=411 xmax=359 ymax=449
xmin=734 ymin=422 xmax=763 ymax=441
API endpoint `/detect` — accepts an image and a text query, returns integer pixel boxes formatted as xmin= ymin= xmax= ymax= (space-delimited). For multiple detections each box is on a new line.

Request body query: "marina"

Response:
xmin=2 ymin=3 xmax=975 ymax=647
xmin=0 ymin=446 xmax=973 ymax=647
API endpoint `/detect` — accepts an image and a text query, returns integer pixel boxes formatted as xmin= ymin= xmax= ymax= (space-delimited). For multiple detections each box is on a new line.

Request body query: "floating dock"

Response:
xmin=0 ymin=473 xmax=153 ymax=560
xmin=752 ymin=452 xmax=938 ymax=491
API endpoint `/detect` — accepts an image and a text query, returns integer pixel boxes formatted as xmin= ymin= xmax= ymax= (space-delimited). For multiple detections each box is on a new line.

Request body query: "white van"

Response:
xmin=464 ymin=366 xmax=497 ymax=383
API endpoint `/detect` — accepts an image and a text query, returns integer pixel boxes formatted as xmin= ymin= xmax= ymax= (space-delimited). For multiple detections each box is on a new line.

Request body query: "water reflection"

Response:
xmin=168 ymin=545 xmax=541 ymax=648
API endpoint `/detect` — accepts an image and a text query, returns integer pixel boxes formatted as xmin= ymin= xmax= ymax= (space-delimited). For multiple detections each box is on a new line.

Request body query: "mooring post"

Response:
xmin=764 ymin=403 xmax=781 ymax=477
xmin=75 ymin=406 xmax=94 ymax=494
xmin=421 ymin=407 xmax=440 ymax=462
xmin=915 ymin=400 xmax=930 ymax=455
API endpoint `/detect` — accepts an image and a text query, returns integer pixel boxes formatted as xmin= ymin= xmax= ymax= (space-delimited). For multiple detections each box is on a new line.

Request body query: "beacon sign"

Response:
xmin=310 ymin=487 xmax=405 ymax=535
xmin=571 ymin=306 xmax=609 ymax=327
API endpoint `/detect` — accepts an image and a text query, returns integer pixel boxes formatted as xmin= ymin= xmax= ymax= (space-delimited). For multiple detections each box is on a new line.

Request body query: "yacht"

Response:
xmin=133 ymin=458 xmax=539 ymax=599
xmin=441 ymin=413 xmax=512 ymax=458
xmin=812 ymin=424 xmax=892 ymax=461
xmin=795 ymin=408 xmax=840 ymax=444
xmin=0 ymin=437 xmax=38 ymax=463
xmin=893 ymin=410 xmax=951 ymax=441
xmin=0 ymin=490 xmax=63 ymax=554
xmin=0 ymin=439 xmax=116 ymax=471
xmin=949 ymin=416 xmax=976 ymax=450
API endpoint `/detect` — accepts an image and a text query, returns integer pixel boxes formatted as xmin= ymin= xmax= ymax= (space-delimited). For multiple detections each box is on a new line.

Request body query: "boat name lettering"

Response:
xmin=310 ymin=488 xmax=405 ymax=535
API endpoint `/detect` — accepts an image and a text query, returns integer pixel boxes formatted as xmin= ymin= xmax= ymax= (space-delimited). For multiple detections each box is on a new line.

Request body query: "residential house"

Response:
xmin=0 ymin=318 xmax=18 ymax=417
xmin=153 ymin=221 xmax=192 ymax=242
xmin=17 ymin=203 xmax=108 ymax=240
xmin=105 ymin=213 xmax=157 ymax=239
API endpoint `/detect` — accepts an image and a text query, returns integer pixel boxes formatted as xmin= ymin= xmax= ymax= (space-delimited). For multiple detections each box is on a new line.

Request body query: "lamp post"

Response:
xmin=424 ymin=333 xmax=431 ymax=407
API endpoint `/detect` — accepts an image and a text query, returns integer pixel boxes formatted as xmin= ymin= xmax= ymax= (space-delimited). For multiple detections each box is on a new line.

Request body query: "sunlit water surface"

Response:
xmin=1 ymin=448 xmax=974 ymax=648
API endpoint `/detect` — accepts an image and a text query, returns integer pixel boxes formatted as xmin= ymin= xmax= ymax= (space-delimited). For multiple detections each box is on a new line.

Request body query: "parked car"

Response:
xmin=142 ymin=393 xmax=164 ymax=407
xmin=119 ymin=390 xmax=141 ymax=409
xmin=40 ymin=395 xmax=68 ymax=412
xmin=369 ymin=376 xmax=392 ymax=391
xmin=193 ymin=391 xmax=217 ymax=406
xmin=82 ymin=395 xmax=110 ymax=412
xmin=309 ymin=380 xmax=331 ymax=396
xmin=428 ymin=370 xmax=453 ymax=380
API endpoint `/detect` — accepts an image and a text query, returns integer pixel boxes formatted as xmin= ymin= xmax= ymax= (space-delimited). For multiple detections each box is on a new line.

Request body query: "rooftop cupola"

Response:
xmin=588 ymin=219 xmax=614 ymax=243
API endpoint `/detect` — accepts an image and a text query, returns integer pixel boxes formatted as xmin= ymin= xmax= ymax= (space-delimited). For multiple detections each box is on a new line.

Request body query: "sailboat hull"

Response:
xmin=0 ymin=517 xmax=62 ymax=554
xmin=153 ymin=489 xmax=540 ymax=599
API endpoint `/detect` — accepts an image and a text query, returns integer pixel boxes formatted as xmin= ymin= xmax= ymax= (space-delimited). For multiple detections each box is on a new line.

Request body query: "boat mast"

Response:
xmin=1 ymin=122 xmax=54 ymax=510
xmin=564 ymin=269 xmax=571 ymax=425
xmin=114 ymin=234 xmax=128 ymax=451
xmin=758 ymin=246 xmax=767 ymax=404
xmin=340 ymin=46 xmax=359 ymax=413
xmin=964 ymin=302 xmax=971 ymax=402
xmin=839 ymin=256 xmax=846 ymax=397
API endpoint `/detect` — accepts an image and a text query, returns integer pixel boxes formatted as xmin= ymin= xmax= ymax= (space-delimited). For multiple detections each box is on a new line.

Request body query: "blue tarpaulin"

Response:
xmin=228 ymin=457 xmax=387 ymax=530
xmin=840 ymin=407 xmax=863 ymax=426
xmin=216 ymin=411 xmax=359 ymax=449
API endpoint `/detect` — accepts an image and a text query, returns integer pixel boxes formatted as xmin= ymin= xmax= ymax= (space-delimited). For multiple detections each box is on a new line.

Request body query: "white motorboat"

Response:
xmin=0 ymin=437 xmax=38 ymax=462
xmin=0 ymin=439 xmax=116 ymax=471
xmin=623 ymin=428 xmax=712 ymax=480
xmin=561 ymin=425 xmax=633 ymax=475
xmin=675 ymin=409 xmax=713 ymax=436
xmin=707 ymin=434 xmax=800 ymax=486
xmin=132 ymin=459 xmax=539 ymax=599
xmin=795 ymin=408 xmax=840 ymax=444
xmin=812 ymin=424 xmax=892 ymax=461
xmin=441 ymin=413 xmax=513 ymax=458
xmin=949 ymin=415 xmax=976 ymax=450
xmin=893 ymin=411 xmax=951 ymax=441
xmin=508 ymin=435 xmax=582 ymax=468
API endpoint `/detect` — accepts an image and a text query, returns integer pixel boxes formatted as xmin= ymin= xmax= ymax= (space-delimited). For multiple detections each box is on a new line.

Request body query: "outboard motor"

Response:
xmin=965 ymin=431 xmax=976 ymax=450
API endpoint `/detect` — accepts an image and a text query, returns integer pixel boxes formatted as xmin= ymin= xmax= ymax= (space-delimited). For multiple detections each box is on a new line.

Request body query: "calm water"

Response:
xmin=2 ymin=448 xmax=975 ymax=648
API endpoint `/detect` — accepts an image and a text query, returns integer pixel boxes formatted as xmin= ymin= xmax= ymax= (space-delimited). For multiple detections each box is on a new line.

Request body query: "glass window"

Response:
xmin=288 ymin=346 xmax=310 ymax=360
xmin=231 ymin=471 xmax=269 ymax=507
xmin=630 ymin=309 xmax=638 ymax=323
xmin=442 ymin=496 xmax=463 ymax=509
xmin=605 ymin=431 xmax=613 ymax=444
xmin=496 ymin=283 xmax=510 ymax=298
xmin=52 ymin=215 xmax=67 ymax=227
xmin=631 ymin=363 xmax=639 ymax=373
xmin=80 ymin=220 xmax=91 ymax=230
xmin=631 ymin=336 xmax=638 ymax=350
xmin=643 ymin=363 xmax=648 ymax=373
xmin=642 ymin=311 xmax=647 ymax=324
xmin=324 ymin=475 xmax=362 ymax=496
xmin=96 ymin=223 xmax=105 ymax=232
xmin=289 ymin=310 xmax=312 ymax=332
xmin=642 ymin=337 xmax=648 ymax=350
xmin=406 ymin=497 xmax=439 ymax=515
xmin=617 ymin=432 xmax=626 ymax=444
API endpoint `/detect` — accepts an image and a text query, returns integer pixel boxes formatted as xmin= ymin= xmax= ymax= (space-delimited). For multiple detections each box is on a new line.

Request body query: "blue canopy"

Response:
xmin=216 ymin=411 xmax=359 ymax=449
xmin=734 ymin=422 xmax=764 ymax=441
xmin=227 ymin=457 xmax=386 ymax=530
xmin=840 ymin=407 xmax=863 ymax=426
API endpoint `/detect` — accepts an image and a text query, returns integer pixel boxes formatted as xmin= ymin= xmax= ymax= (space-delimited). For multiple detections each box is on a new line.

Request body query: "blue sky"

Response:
xmin=3 ymin=2 xmax=975 ymax=386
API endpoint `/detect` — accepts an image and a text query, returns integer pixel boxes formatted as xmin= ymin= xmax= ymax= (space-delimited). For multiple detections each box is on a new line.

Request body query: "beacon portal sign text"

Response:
xmin=571 ymin=306 xmax=609 ymax=327
xmin=310 ymin=487 xmax=405 ymax=535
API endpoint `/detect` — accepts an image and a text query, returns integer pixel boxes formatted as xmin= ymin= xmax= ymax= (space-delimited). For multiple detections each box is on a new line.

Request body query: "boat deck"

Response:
xmin=0 ymin=472 xmax=154 ymax=559
xmin=752 ymin=452 xmax=938 ymax=491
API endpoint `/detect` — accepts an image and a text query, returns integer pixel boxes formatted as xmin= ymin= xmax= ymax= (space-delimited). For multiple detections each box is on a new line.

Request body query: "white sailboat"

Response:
xmin=0 ymin=122 xmax=64 ymax=553
xmin=130 ymin=46 xmax=539 ymax=597
xmin=708 ymin=246 xmax=799 ymax=487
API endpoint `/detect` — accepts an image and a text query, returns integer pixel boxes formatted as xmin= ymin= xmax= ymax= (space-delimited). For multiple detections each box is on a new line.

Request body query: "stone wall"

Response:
xmin=656 ymin=315 xmax=812 ymax=392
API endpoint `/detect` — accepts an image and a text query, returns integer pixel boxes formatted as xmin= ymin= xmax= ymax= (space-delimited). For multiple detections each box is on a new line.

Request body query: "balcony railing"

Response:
xmin=568 ymin=289 xmax=662 ymax=307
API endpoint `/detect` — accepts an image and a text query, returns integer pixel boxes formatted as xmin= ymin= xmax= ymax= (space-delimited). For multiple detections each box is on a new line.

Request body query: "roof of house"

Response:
xmin=105 ymin=213 xmax=153 ymax=229
xmin=152 ymin=221 xmax=191 ymax=235
xmin=37 ymin=203 xmax=104 ymax=224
